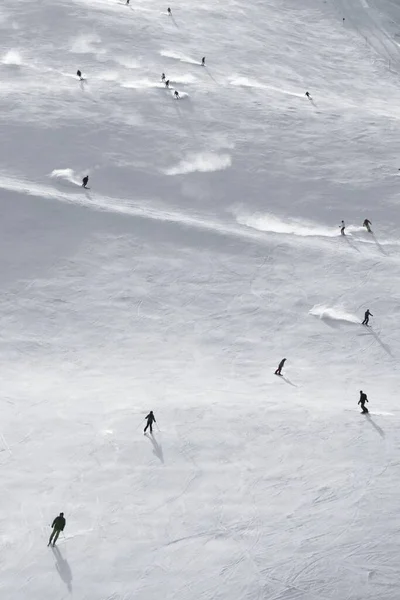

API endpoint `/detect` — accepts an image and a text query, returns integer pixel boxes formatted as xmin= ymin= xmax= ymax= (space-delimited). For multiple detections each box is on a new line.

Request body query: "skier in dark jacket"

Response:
xmin=201 ymin=57 xmax=206 ymax=66
xmin=363 ymin=219 xmax=372 ymax=233
xmin=82 ymin=175 xmax=89 ymax=188
xmin=77 ymin=70 xmax=83 ymax=80
xmin=144 ymin=411 xmax=156 ymax=434
xmin=362 ymin=309 xmax=373 ymax=326
xmin=48 ymin=513 xmax=66 ymax=546
xmin=340 ymin=220 xmax=345 ymax=235
xmin=358 ymin=390 xmax=369 ymax=413
xmin=274 ymin=358 xmax=286 ymax=376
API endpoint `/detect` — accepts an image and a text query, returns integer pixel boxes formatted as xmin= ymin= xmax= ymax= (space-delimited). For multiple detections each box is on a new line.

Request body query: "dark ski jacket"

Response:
xmin=358 ymin=392 xmax=368 ymax=406
xmin=52 ymin=515 xmax=66 ymax=531
xmin=145 ymin=412 xmax=156 ymax=424
xmin=278 ymin=359 xmax=286 ymax=369
xmin=364 ymin=310 xmax=372 ymax=318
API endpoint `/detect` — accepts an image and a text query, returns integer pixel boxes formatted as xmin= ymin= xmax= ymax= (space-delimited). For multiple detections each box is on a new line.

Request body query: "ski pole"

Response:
xmin=135 ymin=418 xmax=145 ymax=431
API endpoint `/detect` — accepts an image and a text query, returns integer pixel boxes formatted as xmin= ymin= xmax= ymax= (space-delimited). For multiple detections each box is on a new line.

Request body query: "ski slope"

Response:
xmin=2 ymin=0 xmax=400 ymax=598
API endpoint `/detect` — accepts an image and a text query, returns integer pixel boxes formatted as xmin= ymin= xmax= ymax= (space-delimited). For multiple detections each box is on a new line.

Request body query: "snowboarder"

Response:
xmin=274 ymin=358 xmax=286 ymax=376
xmin=174 ymin=90 xmax=180 ymax=99
xmin=82 ymin=175 xmax=89 ymax=188
xmin=161 ymin=73 xmax=166 ymax=82
xmin=358 ymin=390 xmax=369 ymax=413
xmin=363 ymin=218 xmax=372 ymax=233
xmin=167 ymin=7 xmax=171 ymax=14
xmin=48 ymin=512 xmax=66 ymax=547
xmin=165 ymin=79 xmax=170 ymax=88
xmin=362 ymin=309 xmax=373 ymax=326
xmin=201 ymin=57 xmax=206 ymax=66
xmin=340 ymin=220 xmax=345 ymax=235
xmin=144 ymin=411 xmax=156 ymax=434
xmin=77 ymin=70 xmax=83 ymax=80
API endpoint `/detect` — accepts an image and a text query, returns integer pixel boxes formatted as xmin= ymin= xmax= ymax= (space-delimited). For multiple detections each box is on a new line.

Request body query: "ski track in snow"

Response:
xmin=1 ymin=172 xmax=399 ymax=256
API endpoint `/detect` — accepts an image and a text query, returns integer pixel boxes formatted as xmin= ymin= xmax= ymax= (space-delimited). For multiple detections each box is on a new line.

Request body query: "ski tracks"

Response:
xmin=337 ymin=0 xmax=400 ymax=71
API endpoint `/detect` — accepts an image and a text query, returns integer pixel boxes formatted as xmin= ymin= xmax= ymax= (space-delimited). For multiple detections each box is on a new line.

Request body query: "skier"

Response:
xmin=358 ymin=390 xmax=369 ymax=414
xmin=144 ymin=411 xmax=156 ymax=434
xmin=161 ymin=73 xmax=166 ymax=82
xmin=201 ymin=57 xmax=206 ymax=66
xmin=274 ymin=358 xmax=286 ymax=376
xmin=126 ymin=0 xmax=130 ymax=4
xmin=340 ymin=220 xmax=345 ymax=235
xmin=174 ymin=90 xmax=180 ymax=99
xmin=82 ymin=175 xmax=89 ymax=188
xmin=167 ymin=7 xmax=171 ymax=14
xmin=305 ymin=91 xmax=311 ymax=99
xmin=363 ymin=218 xmax=372 ymax=233
xmin=165 ymin=79 xmax=170 ymax=88
xmin=48 ymin=512 xmax=66 ymax=547
xmin=362 ymin=309 xmax=373 ymax=326
xmin=77 ymin=70 xmax=83 ymax=80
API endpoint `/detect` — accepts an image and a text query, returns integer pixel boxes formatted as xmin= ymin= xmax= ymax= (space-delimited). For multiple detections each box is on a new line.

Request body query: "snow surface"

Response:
xmin=2 ymin=0 xmax=400 ymax=598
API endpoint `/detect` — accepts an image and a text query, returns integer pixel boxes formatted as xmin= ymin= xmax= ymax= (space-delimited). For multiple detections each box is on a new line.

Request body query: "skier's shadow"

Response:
xmin=371 ymin=233 xmax=388 ymax=256
xmin=171 ymin=97 xmax=197 ymax=140
xmin=145 ymin=433 xmax=164 ymax=464
xmin=344 ymin=235 xmax=361 ymax=253
xmin=365 ymin=414 xmax=385 ymax=438
xmin=281 ymin=376 xmax=297 ymax=387
xmin=204 ymin=67 xmax=218 ymax=84
xmin=359 ymin=328 xmax=393 ymax=357
xmin=52 ymin=546 xmax=73 ymax=593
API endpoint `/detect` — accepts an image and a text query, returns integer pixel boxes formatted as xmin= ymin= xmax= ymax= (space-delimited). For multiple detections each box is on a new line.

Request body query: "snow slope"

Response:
xmin=1 ymin=0 xmax=400 ymax=598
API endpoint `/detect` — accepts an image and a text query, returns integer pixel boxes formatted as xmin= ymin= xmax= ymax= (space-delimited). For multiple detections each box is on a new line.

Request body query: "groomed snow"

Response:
xmin=1 ymin=0 xmax=400 ymax=598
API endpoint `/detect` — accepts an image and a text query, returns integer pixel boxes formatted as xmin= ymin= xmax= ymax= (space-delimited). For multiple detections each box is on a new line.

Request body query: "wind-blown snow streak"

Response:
xmin=1 ymin=174 xmax=397 ymax=254
xmin=0 ymin=173 xmax=266 ymax=244
xmin=121 ymin=78 xmax=163 ymax=89
xmin=165 ymin=153 xmax=232 ymax=175
xmin=1 ymin=172 xmax=397 ymax=263
xmin=70 ymin=34 xmax=106 ymax=55
xmin=237 ymin=212 xmax=338 ymax=237
xmin=309 ymin=305 xmax=360 ymax=324
xmin=160 ymin=50 xmax=201 ymax=65
xmin=49 ymin=168 xmax=82 ymax=186
xmin=1 ymin=50 xmax=22 ymax=65
xmin=229 ymin=77 xmax=303 ymax=98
